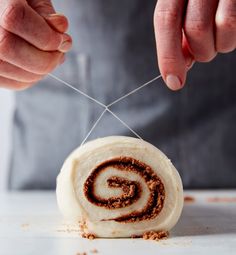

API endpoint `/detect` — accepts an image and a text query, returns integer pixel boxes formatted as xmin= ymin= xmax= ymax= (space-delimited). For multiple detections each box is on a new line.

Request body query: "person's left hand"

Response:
xmin=0 ymin=0 xmax=72 ymax=90
xmin=154 ymin=0 xmax=236 ymax=90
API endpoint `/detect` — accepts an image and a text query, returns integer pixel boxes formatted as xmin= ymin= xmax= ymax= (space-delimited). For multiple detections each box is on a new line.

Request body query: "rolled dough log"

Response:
xmin=56 ymin=136 xmax=183 ymax=238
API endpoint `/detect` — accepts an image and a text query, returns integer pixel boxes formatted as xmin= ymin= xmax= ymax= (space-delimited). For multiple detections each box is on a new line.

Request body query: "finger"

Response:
xmin=44 ymin=13 xmax=69 ymax=33
xmin=0 ymin=0 xmax=72 ymax=52
xmin=28 ymin=0 xmax=55 ymax=15
xmin=215 ymin=0 xmax=236 ymax=53
xmin=0 ymin=59 xmax=43 ymax=82
xmin=0 ymin=75 xmax=33 ymax=90
xmin=28 ymin=0 xmax=69 ymax=33
xmin=28 ymin=0 xmax=71 ymax=47
xmin=184 ymin=0 xmax=218 ymax=62
xmin=0 ymin=27 xmax=64 ymax=75
xmin=154 ymin=0 xmax=187 ymax=90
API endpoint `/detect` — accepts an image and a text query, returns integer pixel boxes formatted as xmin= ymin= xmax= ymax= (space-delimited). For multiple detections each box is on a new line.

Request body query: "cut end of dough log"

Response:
xmin=56 ymin=136 xmax=183 ymax=238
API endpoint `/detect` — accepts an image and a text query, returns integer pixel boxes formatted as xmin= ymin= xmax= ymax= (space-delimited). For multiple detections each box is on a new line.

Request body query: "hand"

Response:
xmin=0 ymin=0 xmax=72 ymax=90
xmin=154 ymin=0 xmax=236 ymax=90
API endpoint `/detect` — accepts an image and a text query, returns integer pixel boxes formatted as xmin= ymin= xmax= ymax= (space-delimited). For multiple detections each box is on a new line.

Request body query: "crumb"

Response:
xmin=76 ymin=253 xmax=87 ymax=255
xmin=142 ymin=231 xmax=169 ymax=241
xmin=90 ymin=249 xmax=98 ymax=254
xmin=184 ymin=196 xmax=195 ymax=203
xmin=82 ymin=233 xmax=96 ymax=240
xmin=79 ymin=220 xmax=88 ymax=232
xmin=207 ymin=197 xmax=236 ymax=203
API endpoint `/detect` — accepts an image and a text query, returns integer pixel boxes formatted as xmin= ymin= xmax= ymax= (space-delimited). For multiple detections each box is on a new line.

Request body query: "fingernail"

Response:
xmin=47 ymin=13 xmax=65 ymax=18
xmin=166 ymin=74 xmax=182 ymax=90
xmin=59 ymin=34 xmax=72 ymax=53
xmin=45 ymin=13 xmax=68 ymax=33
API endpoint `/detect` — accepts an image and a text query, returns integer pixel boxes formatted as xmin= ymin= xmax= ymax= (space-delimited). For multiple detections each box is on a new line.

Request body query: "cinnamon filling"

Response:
xmin=83 ymin=156 xmax=165 ymax=223
xmin=142 ymin=230 xmax=169 ymax=241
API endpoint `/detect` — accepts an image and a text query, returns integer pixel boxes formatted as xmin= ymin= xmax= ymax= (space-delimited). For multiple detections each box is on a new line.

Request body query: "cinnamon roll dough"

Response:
xmin=56 ymin=136 xmax=183 ymax=238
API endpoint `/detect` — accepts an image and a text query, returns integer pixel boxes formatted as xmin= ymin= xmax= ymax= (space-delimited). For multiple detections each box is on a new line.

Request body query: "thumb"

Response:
xmin=28 ymin=0 xmax=69 ymax=33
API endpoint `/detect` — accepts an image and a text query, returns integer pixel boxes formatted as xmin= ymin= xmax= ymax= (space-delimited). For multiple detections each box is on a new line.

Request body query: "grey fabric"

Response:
xmin=8 ymin=0 xmax=236 ymax=190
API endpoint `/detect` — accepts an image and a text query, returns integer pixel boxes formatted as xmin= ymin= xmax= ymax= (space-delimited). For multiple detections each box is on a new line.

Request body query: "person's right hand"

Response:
xmin=154 ymin=0 xmax=236 ymax=90
xmin=0 ymin=0 xmax=72 ymax=90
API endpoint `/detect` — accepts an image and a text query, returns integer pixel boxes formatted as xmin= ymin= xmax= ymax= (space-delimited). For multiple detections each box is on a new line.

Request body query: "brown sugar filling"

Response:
xmin=83 ymin=156 xmax=165 ymax=223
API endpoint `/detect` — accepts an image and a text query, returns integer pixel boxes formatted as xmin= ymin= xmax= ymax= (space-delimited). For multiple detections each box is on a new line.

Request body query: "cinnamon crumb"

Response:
xmin=90 ymin=249 xmax=98 ymax=254
xmin=79 ymin=220 xmax=88 ymax=232
xmin=184 ymin=196 xmax=195 ymax=203
xmin=142 ymin=231 xmax=169 ymax=241
xmin=147 ymin=180 xmax=158 ymax=191
xmin=82 ymin=233 xmax=96 ymax=240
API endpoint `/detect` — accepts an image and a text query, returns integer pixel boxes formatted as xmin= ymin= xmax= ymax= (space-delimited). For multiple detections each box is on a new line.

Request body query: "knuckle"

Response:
xmin=0 ymin=59 xmax=6 ymax=66
xmin=40 ymin=32 xmax=61 ymax=51
xmin=195 ymin=52 xmax=216 ymax=62
xmin=37 ymin=53 xmax=60 ymax=74
xmin=32 ymin=0 xmax=54 ymax=13
xmin=216 ymin=14 xmax=236 ymax=31
xmin=0 ymin=3 xmax=26 ymax=30
xmin=160 ymin=55 xmax=179 ymax=65
xmin=185 ymin=19 xmax=210 ymax=36
xmin=36 ymin=62 xmax=51 ymax=75
xmin=154 ymin=8 xmax=179 ymax=28
xmin=40 ymin=61 xmax=54 ymax=74
xmin=0 ymin=29 xmax=11 ymax=52
xmin=217 ymin=43 xmax=235 ymax=54
xmin=160 ymin=56 xmax=186 ymax=75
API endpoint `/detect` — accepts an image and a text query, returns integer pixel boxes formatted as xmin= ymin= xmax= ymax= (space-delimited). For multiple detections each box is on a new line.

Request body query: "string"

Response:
xmin=48 ymin=72 xmax=162 ymax=144
xmin=107 ymin=74 xmax=162 ymax=108
xmin=80 ymin=109 xmax=107 ymax=146
xmin=106 ymin=108 xmax=143 ymax=140
xmin=48 ymin=73 xmax=106 ymax=108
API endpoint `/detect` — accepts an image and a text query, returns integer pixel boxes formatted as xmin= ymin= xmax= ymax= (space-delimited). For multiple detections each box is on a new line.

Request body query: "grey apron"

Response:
xmin=8 ymin=0 xmax=236 ymax=189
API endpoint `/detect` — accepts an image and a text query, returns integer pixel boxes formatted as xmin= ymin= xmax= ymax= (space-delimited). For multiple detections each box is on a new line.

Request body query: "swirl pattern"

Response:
xmin=84 ymin=156 xmax=165 ymax=223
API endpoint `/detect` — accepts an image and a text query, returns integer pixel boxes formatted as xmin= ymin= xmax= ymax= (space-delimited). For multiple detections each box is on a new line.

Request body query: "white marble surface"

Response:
xmin=0 ymin=190 xmax=235 ymax=255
